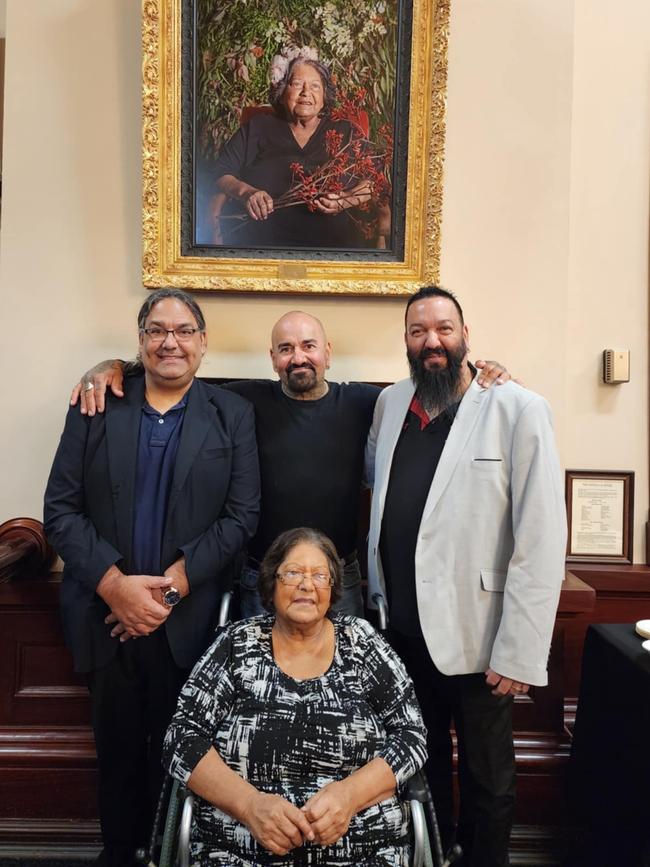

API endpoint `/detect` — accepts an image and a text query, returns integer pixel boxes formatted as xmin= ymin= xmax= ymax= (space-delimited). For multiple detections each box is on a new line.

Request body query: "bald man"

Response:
xmin=226 ymin=312 xmax=379 ymax=615
xmin=71 ymin=311 xmax=508 ymax=617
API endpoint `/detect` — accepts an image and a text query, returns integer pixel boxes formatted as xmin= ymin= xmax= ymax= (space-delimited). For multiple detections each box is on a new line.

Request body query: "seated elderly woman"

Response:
xmin=163 ymin=527 xmax=426 ymax=866
xmin=212 ymin=56 xmax=374 ymax=249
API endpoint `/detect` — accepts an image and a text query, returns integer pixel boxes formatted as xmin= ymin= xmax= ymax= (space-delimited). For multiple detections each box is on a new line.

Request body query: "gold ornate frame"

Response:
xmin=142 ymin=0 xmax=450 ymax=296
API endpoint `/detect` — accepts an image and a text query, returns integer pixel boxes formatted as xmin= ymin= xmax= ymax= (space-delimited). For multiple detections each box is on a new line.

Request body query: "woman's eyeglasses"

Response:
xmin=276 ymin=569 xmax=333 ymax=588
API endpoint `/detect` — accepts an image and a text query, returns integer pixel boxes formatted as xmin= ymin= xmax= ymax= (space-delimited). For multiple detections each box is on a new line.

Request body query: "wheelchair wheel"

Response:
xmin=159 ymin=779 xmax=183 ymax=867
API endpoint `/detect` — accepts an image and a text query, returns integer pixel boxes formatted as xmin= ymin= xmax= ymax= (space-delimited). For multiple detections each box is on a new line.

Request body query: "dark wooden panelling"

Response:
xmin=0 ymin=521 xmax=97 ymax=846
xmin=511 ymin=624 xmax=566 ymax=734
xmin=16 ymin=643 xmax=87 ymax=697
xmin=0 ymin=726 xmax=96 ymax=766
xmin=0 ymin=597 xmax=91 ymax=727
xmin=0 ymin=517 xmax=56 ymax=582
xmin=0 ymin=769 xmax=98 ymax=820
xmin=0 ymin=818 xmax=101 ymax=860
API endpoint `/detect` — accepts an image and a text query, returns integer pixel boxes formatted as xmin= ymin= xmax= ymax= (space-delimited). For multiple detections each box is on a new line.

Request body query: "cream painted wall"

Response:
xmin=0 ymin=0 xmax=648 ymax=561
xmin=442 ymin=0 xmax=574 ymax=407
xmin=563 ymin=0 xmax=650 ymax=562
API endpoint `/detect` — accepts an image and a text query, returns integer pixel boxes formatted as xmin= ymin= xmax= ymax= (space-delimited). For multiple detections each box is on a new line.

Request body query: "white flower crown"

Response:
xmin=270 ymin=45 xmax=320 ymax=85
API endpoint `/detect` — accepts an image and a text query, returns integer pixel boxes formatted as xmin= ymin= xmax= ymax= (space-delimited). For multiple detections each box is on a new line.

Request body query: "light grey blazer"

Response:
xmin=365 ymin=376 xmax=567 ymax=687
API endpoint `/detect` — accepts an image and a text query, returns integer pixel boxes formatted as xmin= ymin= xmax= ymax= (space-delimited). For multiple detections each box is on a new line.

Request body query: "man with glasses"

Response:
xmin=45 ymin=288 xmax=260 ymax=867
xmin=70 ymin=309 xmax=509 ymax=620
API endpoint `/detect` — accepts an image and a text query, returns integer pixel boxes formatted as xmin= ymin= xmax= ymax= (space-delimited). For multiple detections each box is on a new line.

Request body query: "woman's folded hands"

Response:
xmin=241 ymin=791 xmax=314 ymax=856
xmin=300 ymin=780 xmax=355 ymax=845
xmin=241 ymin=756 xmax=397 ymax=852
xmin=240 ymin=783 xmax=354 ymax=853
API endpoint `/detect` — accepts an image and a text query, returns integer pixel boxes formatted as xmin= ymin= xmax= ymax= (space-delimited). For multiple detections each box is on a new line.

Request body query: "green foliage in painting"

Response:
xmin=196 ymin=0 xmax=398 ymax=159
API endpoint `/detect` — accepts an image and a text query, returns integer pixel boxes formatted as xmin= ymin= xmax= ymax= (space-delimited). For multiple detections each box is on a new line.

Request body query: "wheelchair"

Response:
xmin=137 ymin=591 xmax=462 ymax=867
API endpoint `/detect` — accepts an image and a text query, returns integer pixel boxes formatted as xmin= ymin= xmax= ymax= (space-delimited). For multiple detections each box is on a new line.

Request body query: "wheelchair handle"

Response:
xmin=218 ymin=590 xmax=232 ymax=627
xmin=178 ymin=793 xmax=194 ymax=867
xmin=372 ymin=593 xmax=389 ymax=632
xmin=410 ymin=798 xmax=426 ymax=867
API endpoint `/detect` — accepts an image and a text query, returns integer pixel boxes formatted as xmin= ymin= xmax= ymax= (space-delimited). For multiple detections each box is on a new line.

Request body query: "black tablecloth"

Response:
xmin=568 ymin=624 xmax=650 ymax=866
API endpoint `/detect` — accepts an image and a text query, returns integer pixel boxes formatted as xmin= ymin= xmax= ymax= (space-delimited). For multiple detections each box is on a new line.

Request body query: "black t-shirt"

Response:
xmin=223 ymin=379 xmax=380 ymax=560
xmin=379 ymin=402 xmax=456 ymax=636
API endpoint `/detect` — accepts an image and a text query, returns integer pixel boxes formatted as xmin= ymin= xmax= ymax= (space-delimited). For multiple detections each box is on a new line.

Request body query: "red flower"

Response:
xmin=325 ymin=129 xmax=344 ymax=157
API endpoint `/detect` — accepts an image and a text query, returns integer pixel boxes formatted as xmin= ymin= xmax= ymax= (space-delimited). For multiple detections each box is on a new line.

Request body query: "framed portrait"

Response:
xmin=142 ymin=0 xmax=450 ymax=295
xmin=565 ymin=470 xmax=634 ymax=564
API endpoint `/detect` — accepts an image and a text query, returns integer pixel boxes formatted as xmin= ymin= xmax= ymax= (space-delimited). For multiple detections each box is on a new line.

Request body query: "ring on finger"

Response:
xmin=84 ymin=381 xmax=94 ymax=392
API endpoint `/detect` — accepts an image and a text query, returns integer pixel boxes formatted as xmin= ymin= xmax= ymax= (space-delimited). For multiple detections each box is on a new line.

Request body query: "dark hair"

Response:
xmin=137 ymin=288 xmax=206 ymax=332
xmin=269 ymin=58 xmax=337 ymax=119
xmin=258 ymin=527 xmax=343 ymax=612
xmin=405 ymin=285 xmax=464 ymax=326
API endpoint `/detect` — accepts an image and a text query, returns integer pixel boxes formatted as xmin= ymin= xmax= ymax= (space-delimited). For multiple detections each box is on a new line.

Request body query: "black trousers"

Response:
xmin=86 ymin=629 xmax=188 ymax=867
xmin=390 ymin=631 xmax=516 ymax=867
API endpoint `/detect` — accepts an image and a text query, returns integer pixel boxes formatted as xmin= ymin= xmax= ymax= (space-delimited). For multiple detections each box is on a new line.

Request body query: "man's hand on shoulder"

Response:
xmin=474 ymin=360 xmax=527 ymax=388
xmin=69 ymin=360 xmax=126 ymax=416
xmin=474 ymin=360 xmax=517 ymax=389
xmin=485 ymin=667 xmax=530 ymax=697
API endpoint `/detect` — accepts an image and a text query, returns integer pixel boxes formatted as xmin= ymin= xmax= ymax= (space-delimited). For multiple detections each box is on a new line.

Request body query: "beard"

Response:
xmin=407 ymin=340 xmax=468 ymax=413
xmin=285 ymin=363 xmax=318 ymax=394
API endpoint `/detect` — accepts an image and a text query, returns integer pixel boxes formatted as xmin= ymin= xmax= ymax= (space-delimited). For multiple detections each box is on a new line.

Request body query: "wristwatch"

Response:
xmin=163 ymin=587 xmax=181 ymax=607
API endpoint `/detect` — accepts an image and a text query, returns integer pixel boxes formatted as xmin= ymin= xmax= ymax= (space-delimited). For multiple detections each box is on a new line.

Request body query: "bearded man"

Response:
xmin=365 ymin=285 xmax=566 ymax=867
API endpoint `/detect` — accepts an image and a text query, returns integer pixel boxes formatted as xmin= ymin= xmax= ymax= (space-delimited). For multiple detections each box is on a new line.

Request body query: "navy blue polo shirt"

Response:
xmin=131 ymin=394 xmax=188 ymax=575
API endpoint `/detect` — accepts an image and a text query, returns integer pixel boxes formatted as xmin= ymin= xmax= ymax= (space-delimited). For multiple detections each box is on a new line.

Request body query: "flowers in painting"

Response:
xmin=270 ymin=45 xmax=320 ymax=85
xmin=197 ymin=0 xmax=398 ymax=156
xmin=222 ymin=100 xmax=393 ymax=240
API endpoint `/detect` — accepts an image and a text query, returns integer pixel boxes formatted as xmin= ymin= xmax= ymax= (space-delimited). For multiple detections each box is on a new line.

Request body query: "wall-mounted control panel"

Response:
xmin=602 ymin=349 xmax=630 ymax=384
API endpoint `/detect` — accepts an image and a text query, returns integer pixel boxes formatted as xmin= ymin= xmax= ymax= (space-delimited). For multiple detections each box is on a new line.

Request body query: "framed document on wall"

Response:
xmin=565 ymin=470 xmax=634 ymax=564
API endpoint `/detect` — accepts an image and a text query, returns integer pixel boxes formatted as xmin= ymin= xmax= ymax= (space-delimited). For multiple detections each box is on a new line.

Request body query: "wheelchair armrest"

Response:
xmin=371 ymin=593 xmax=389 ymax=631
xmin=405 ymin=770 xmax=429 ymax=802
xmin=218 ymin=590 xmax=232 ymax=627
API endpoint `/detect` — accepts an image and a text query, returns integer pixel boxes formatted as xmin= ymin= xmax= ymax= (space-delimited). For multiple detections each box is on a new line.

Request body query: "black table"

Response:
xmin=568 ymin=624 xmax=650 ymax=866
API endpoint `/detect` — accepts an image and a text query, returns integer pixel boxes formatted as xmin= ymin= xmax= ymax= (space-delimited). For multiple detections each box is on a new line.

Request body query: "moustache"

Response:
xmin=287 ymin=363 xmax=315 ymax=374
xmin=420 ymin=347 xmax=448 ymax=360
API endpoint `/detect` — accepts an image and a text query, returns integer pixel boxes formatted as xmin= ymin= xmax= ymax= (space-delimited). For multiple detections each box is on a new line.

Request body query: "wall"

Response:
xmin=564 ymin=1 xmax=650 ymax=561
xmin=0 ymin=0 xmax=648 ymax=561
xmin=0 ymin=0 xmax=5 ymax=173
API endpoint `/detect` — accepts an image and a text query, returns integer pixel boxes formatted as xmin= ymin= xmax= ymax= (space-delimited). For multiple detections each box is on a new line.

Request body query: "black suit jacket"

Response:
xmin=44 ymin=375 xmax=260 ymax=673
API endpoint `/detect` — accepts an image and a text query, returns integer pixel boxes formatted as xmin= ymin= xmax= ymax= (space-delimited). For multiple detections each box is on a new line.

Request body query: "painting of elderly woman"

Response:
xmin=193 ymin=0 xmax=400 ymax=253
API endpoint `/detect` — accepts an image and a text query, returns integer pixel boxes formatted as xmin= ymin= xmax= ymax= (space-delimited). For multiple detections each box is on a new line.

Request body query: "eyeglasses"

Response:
xmin=140 ymin=327 xmax=203 ymax=343
xmin=276 ymin=569 xmax=333 ymax=589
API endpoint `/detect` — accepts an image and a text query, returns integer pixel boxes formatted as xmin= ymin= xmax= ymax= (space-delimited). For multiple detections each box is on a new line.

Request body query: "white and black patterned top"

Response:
xmin=163 ymin=614 xmax=427 ymax=866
